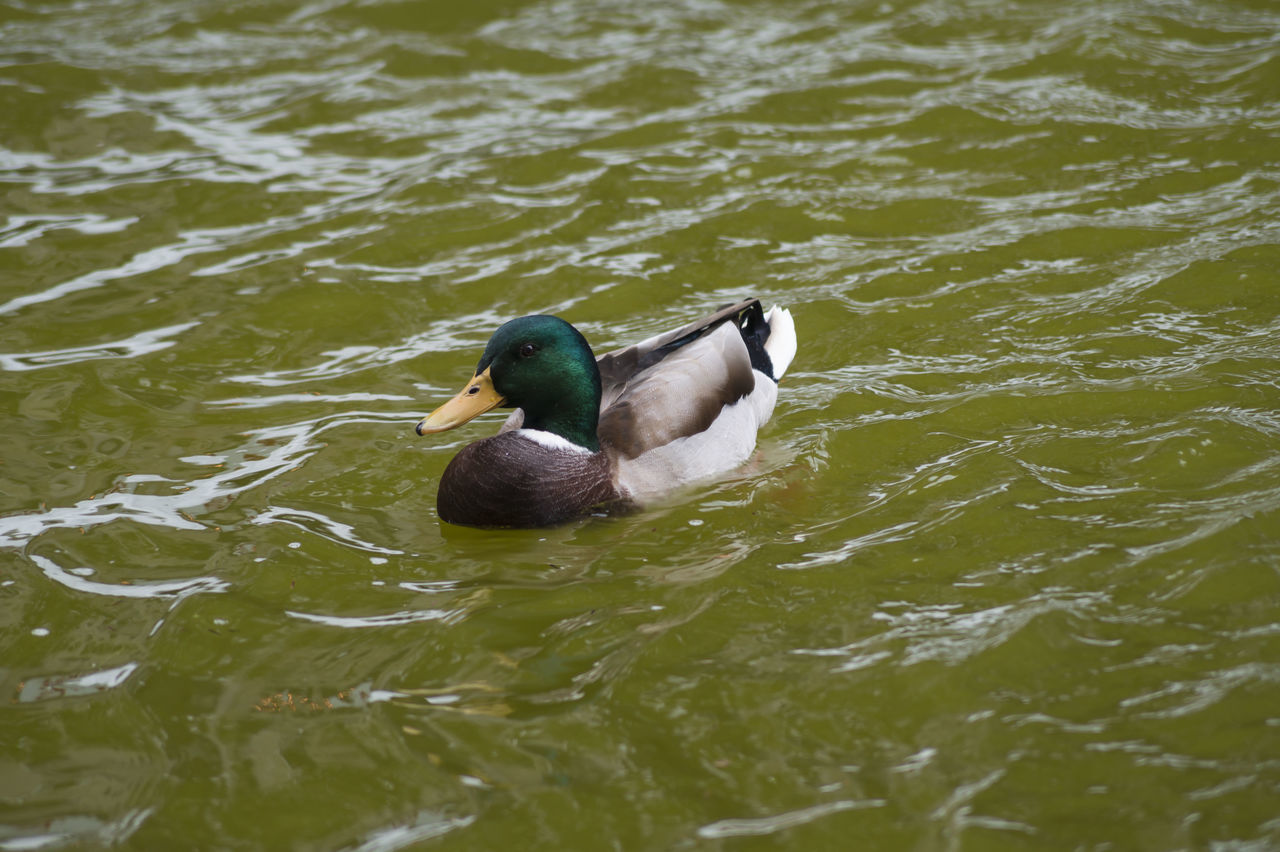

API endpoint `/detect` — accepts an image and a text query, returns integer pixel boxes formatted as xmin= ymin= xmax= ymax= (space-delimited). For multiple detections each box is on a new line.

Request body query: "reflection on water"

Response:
xmin=3 ymin=0 xmax=1279 ymax=848
xmin=32 ymin=553 xmax=227 ymax=600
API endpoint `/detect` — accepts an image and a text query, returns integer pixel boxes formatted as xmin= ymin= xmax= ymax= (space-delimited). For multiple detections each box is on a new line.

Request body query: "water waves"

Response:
xmin=3 ymin=0 xmax=1279 ymax=847
xmin=0 ymin=409 xmax=400 ymax=547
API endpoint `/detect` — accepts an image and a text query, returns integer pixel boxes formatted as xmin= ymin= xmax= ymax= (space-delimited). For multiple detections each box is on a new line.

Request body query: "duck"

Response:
xmin=415 ymin=298 xmax=797 ymax=528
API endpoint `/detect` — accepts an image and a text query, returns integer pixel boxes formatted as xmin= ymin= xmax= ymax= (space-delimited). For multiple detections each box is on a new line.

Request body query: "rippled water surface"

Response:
xmin=3 ymin=0 xmax=1280 ymax=848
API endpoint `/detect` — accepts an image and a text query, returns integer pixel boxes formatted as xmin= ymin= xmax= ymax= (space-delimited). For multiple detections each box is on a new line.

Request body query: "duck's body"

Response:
xmin=417 ymin=298 xmax=796 ymax=528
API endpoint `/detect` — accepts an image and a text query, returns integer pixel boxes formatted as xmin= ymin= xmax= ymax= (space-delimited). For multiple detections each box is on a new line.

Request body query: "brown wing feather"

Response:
xmin=595 ymin=298 xmax=760 ymax=403
xmin=597 ymin=320 xmax=756 ymax=460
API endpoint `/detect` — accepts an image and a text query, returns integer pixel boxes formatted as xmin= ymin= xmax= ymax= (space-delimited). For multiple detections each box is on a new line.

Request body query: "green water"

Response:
xmin=3 ymin=0 xmax=1280 ymax=848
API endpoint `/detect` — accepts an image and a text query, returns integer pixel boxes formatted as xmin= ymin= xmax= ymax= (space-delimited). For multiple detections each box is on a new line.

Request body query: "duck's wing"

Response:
xmin=595 ymin=303 xmax=764 ymax=460
xmin=595 ymin=298 xmax=761 ymax=400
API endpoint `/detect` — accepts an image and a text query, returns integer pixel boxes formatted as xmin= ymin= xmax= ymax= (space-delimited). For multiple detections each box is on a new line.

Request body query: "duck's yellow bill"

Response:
xmin=416 ymin=367 xmax=505 ymax=435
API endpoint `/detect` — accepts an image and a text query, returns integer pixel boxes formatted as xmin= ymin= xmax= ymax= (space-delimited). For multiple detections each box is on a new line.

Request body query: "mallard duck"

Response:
xmin=415 ymin=298 xmax=796 ymax=527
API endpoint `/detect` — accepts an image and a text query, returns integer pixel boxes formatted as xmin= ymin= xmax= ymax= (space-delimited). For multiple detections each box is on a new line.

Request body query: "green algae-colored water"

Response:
xmin=3 ymin=0 xmax=1280 ymax=848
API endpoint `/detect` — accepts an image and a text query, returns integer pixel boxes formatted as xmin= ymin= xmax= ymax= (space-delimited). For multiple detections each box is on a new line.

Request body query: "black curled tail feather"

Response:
xmin=734 ymin=301 xmax=776 ymax=381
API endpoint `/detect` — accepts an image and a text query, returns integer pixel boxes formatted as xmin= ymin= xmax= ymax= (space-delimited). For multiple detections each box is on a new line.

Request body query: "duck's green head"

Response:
xmin=416 ymin=315 xmax=603 ymax=451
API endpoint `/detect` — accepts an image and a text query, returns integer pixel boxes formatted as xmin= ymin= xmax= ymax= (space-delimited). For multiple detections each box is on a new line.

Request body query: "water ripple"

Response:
xmin=697 ymin=798 xmax=886 ymax=839
xmin=0 ymin=321 xmax=198 ymax=371
xmin=0 ymin=411 xmax=397 ymax=547
xmin=31 ymin=553 xmax=227 ymax=601
xmin=3 ymin=0 xmax=1279 ymax=848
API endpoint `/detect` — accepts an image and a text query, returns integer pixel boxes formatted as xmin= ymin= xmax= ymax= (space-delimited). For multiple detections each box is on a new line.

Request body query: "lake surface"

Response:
xmin=3 ymin=0 xmax=1279 ymax=848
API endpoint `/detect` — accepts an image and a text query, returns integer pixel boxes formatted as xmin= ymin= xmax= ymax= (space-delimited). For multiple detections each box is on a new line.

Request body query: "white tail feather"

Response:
xmin=763 ymin=305 xmax=797 ymax=378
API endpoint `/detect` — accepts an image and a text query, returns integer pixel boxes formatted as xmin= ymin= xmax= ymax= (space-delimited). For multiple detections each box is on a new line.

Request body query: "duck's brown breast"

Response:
xmin=436 ymin=431 xmax=621 ymax=528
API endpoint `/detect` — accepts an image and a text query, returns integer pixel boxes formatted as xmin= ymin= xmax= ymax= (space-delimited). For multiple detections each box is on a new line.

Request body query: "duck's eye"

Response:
xmin=518 ymin=342 xmax=539 ymax=358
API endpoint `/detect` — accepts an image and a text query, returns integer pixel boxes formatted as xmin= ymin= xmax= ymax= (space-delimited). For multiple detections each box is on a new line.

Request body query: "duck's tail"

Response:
xmin=763 ymin=305 xmax=797 ymax=380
